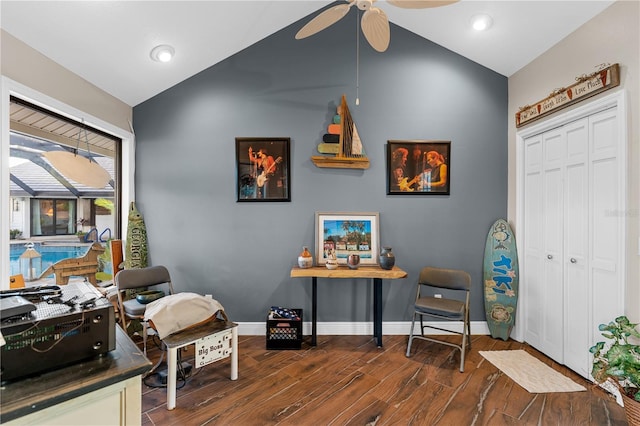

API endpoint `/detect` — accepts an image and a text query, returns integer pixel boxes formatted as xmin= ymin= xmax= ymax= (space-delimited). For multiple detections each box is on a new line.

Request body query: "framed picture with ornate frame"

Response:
xmin=315 ymin=212 xmax=380 ymax=266
xmin=386 ymin=140 xmax=451 ymax=195
xmin=236 ymin=137 xmax=291 ymax=202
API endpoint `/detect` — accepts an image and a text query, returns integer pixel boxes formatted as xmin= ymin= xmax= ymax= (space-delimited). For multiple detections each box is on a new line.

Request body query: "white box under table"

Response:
xmin=161 ymin=319 xmax=238 ymax=410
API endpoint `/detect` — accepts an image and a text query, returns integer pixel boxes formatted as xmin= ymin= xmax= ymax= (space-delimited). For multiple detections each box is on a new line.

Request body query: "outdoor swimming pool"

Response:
xmin=9 ymin=243 xmax=92 ymax=277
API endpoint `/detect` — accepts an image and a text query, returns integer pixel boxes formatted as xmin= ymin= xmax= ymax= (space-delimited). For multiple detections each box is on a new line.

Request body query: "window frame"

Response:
xmin=1 ymin=76 xmax=136 ymax=290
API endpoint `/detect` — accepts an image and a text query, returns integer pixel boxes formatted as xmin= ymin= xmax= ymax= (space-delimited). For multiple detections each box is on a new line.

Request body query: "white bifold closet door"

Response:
xmin=522 ymin=106 xmax=624 ymax=379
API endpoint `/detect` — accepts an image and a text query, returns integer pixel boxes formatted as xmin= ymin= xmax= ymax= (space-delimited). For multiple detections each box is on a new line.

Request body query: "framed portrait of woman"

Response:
xmin=386 ymin=140 xmax=451 ymax=195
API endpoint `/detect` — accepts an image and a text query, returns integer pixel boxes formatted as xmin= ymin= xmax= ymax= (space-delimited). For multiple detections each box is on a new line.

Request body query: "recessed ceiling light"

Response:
xmin=471 ymin=14 xmax=493 ymax=31
xmin=150 ymin=45 xmax=175 ymax=63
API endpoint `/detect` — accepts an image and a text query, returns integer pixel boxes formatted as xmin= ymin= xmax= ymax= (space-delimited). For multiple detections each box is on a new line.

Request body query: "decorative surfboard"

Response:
xmin=483 ymin=218 xmax=519 ymax=340
xmin=125 ymin=202 xmax=148 ymax=269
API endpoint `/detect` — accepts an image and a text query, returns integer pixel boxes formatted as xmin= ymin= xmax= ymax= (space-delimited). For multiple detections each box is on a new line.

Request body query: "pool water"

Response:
xmin=9 ymin=243 xmax=96 ymax=278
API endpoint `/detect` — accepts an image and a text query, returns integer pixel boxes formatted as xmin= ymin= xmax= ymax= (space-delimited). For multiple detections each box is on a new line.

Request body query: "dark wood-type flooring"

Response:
xmin=139 ymin=333 xmax=627 ymax=425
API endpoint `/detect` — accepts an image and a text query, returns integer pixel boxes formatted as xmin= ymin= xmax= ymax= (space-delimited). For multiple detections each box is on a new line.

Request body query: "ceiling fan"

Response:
xmin=295 ymin=0 xmax=459 ymax=52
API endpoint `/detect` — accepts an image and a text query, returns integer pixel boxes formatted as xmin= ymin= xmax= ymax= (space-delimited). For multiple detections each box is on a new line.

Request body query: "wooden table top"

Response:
xmin=290 ymin=265 xmax=407 ymax=280
xmin=162 ymin=320 xmax=238 ymax=349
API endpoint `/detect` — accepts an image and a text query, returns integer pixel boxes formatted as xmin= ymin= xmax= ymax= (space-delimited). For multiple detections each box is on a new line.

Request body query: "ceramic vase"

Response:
xmin=347 ymin=254 xmax=360 ymax=269
xmin=298 ymin=246 xmax=313 ymax=268
xmin=325 ymin=258 xmax=339 ymax=270
xmin=379 ymin=247 xmax=395 ymax=270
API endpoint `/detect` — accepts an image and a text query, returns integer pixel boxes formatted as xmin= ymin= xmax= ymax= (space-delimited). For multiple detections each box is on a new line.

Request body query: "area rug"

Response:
xmin=479 ymin=350 xmax=586 ymax=393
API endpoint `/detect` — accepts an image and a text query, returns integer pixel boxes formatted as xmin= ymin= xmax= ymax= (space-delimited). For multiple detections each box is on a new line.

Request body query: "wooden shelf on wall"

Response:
xmin=311 ymin=155 xmax=370 ymax=169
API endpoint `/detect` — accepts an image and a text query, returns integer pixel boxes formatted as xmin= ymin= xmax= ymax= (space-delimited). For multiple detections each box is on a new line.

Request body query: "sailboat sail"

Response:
xmin=338 ymin=94 xmax=365 ymax=158
xmin=351 ymin=124 xmax=363 ymax=156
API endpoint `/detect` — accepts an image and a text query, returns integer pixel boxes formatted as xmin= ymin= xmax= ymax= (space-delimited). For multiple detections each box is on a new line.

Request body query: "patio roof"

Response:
xmin=9 ymin=97 xmax=117 ymax=199
xmin=10 ymin=133 xmax=115 ymax=199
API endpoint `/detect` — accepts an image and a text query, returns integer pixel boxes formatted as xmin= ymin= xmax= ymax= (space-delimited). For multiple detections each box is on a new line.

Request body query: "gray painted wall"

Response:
xmin=133 ymin=9 xmax=507 ymax=323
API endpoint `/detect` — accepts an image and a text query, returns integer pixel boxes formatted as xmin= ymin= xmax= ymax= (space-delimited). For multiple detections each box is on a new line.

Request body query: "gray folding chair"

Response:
xmin=115 ymin=265 xmax=174 ymax=355
xmin=405 ymin=266 xmax=471 ymax=372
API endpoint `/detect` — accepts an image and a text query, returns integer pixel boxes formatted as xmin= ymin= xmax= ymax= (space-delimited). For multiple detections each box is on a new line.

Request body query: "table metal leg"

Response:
xmin=374 ymin=278 xmax=382 ymax=347
xmin=312 ymin=277 xmax=317 ymax=346
xmin=167 ymin=347 xmax=178 ymax=410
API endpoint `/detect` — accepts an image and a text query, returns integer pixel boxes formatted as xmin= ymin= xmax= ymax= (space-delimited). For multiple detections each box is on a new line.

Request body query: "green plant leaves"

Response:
xmin=592 ymin=316 xmax=640 ymax=401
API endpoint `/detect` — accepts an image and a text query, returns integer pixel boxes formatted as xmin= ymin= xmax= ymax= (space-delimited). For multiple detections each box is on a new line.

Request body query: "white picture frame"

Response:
xmin=314 ymin=212 xmax=380 ymax=266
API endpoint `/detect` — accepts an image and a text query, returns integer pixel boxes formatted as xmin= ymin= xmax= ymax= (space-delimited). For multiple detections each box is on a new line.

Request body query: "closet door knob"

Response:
xmin=547 ymin=254 xmax=553 ymax=259
xmin=570 ymin=258 xmax=577 ymax=263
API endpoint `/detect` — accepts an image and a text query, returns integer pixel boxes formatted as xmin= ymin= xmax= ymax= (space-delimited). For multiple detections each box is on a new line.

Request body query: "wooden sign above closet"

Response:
xmin=516 ymin=63 xmax=619 ymax=128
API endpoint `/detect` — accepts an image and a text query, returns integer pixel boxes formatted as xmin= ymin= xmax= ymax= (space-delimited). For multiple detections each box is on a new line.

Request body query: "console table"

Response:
xmin=290 ymin=266 xmax=408 ymax=347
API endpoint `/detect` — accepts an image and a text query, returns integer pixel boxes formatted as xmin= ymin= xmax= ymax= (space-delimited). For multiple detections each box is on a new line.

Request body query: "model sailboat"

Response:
xmin=311 ymin=95 xmax=370 ymax=169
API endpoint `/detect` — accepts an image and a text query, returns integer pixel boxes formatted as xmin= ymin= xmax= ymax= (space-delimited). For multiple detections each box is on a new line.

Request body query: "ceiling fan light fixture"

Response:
xmin=150 ymin=44 xmax=175 ymax=62
xmin=471 ymin=14 xmax=493 ymax=31
xmin=357 ymin=0 xmax=373 ymax=11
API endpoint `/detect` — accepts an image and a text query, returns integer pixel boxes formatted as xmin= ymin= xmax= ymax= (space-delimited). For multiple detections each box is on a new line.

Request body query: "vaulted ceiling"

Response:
xmin=1 ymin=1 xmax=616 ymax=198
xmin=0 ymin=1 xmax=615 ymax=107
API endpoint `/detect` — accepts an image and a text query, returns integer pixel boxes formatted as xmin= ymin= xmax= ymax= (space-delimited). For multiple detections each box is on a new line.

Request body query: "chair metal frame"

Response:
xmin=115 ymin=265 xmax=174 ymax=355
xmin=405 ymin=266 xmax=471 ymax=372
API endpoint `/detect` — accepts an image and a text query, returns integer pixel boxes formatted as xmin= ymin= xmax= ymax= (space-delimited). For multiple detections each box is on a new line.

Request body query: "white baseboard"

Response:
xmin=238 ymin=321 xmax=490 ymax=336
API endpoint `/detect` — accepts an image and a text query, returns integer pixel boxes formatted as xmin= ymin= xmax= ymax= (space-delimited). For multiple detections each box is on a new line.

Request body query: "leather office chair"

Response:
xmin=405 ymin=266 xmax=471 ymax=372
xmin=115 ymin=265 xmax=174 ymax=355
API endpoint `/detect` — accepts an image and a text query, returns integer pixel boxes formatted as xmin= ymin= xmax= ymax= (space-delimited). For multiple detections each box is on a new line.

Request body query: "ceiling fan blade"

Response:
xmin=295 ymin=3 xmax=353 ymax=40
xmin=361 ymin=7 xmax=390 ymax=52
xmin=387 ymin=0 xmax=458 ymax=9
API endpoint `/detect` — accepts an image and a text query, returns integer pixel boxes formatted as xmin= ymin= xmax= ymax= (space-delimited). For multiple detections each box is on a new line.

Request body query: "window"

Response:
xmin=30 ymin=199 xmax=77 ymax=236
xmin=9 ymin=97 xmax=121 ymax=240
xmin=2 ymin=81 xmax=134 ymax=290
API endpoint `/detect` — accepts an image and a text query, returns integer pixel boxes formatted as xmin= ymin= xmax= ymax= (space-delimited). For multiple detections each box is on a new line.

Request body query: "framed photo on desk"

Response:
xmin=315 ymin=212 xmax=380 ymax=266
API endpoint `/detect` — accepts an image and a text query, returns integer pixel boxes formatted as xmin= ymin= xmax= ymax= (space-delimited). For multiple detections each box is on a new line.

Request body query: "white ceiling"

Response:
xmin=1 ymin=1 xmax=615 ymax=107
